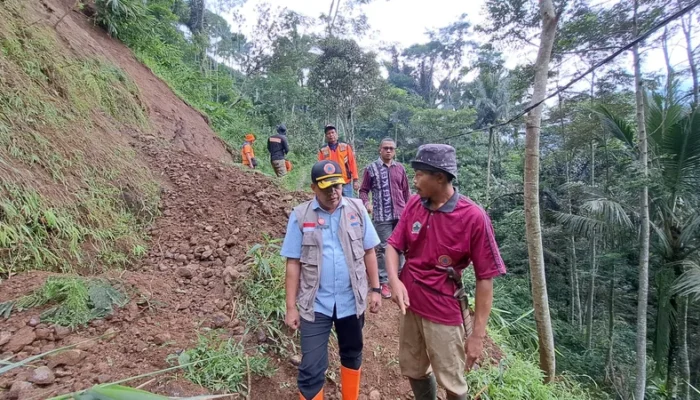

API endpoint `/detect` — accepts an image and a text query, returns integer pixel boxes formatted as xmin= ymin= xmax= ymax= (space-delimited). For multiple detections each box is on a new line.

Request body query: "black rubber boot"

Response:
xmin=408 ymin=374 xmax=438 ymax=400
xmin=446 ymin=392 xmax=467 ymax=400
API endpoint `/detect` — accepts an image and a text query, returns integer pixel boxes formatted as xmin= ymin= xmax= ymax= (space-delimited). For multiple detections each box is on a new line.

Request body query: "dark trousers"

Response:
xmin=374 ymin=219 xmax=404 ymax=284
xmin=298 ymin=309 xmax=364 ymax=399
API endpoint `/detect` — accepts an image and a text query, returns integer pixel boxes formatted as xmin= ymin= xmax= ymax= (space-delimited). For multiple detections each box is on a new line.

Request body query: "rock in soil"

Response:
xmin=54 ymin=325 xmax=71 ymax=339
xmin=48 ymin=349 xmax=85 ymax=368
xmin=0 ymin=331 xmax=11 ymax=346
xmin=289 ymin=354 xmax=302 ymax=366
xmin=8 ymin=381 xmax=33 ymax=400
xmin=153 ymin=333 xmax=172 ymax=345
xmin=223 ymin=266 xmax=241 ymax=285
xmin=369 ymin=389 xmax=381 ymax=400
xmin=256 ymin=329 xmax=267 ymax=343
xmin=177 ymin=266 xmax=194 ymax=279
xmin=27 ymin=317 xmax=41 ymax=327
xmin=5 ymin=327 xmax=36 ymax=353
xmin=210 ymin=312 xmax=229 ymax=329
xmin=29 ymin=366 xmax=55 ymax=385
xmin=35 ymin=328 xmax=52 ymax=341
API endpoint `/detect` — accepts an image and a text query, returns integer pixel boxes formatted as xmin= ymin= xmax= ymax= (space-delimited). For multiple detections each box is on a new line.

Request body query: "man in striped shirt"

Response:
xmin=359 ymin=138 xmax=411 ymax=299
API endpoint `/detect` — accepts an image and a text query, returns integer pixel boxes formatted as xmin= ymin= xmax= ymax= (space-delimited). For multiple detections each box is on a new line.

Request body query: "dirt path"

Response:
xmin=0 ymin=136 xmax=418 ymax=400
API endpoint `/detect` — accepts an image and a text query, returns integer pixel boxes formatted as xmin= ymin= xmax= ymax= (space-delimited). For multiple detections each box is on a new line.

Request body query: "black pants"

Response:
xmin=298 ymin=309 xmax=364 ymax=399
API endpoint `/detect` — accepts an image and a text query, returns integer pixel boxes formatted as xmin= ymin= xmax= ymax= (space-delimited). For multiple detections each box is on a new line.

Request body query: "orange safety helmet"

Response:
xmin=245 ymin=133 xmax=255 ymax=142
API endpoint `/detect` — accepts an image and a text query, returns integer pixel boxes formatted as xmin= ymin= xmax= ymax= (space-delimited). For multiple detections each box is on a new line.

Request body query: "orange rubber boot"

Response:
xmin=340 ymin=366 xmax=361 ymax=400
xmin=300 ymin=388 xmax=323 ymax=400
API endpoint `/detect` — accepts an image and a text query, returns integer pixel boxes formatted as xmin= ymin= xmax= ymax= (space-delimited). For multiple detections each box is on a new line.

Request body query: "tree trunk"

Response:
xmin=662 ymin=27 xmax=674 ymax=103
xmin=679 ymin=297 xmax=690 ymax=400
xmin=605 ymin=262 xmax=616 ymax=383
xmin=679 ymin=2 xmax=698 ymax=106
xmin=633 ymin=0 xmax=651 ymax=398
xmin=585 ymin=142 xmax=597 ymax=349
xmin=523 ymin=0 xmax=558 ymax=382
xmin=486 ymin=127 xmax=494 ymax=204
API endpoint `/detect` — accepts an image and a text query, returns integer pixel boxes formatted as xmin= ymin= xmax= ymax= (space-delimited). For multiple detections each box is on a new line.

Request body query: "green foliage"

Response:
xmin=173 ymin=332 xmax=274 ymax=394
xmin=0 ymin=0 xmax=158 ymax=275
xmin=0 ymin=276 xmax=127 ymax=327
xmin=238 ymin=237 xmax=296 ymax=354
xmin=467 ymin=356 xmax=591 ymax=400
xmin=94 ymin=0 xmax=151 ymax=39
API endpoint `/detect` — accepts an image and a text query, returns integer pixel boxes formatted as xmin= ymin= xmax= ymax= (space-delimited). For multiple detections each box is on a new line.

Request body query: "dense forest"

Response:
xmin=2 ymin=0 xmax=699 ymax=398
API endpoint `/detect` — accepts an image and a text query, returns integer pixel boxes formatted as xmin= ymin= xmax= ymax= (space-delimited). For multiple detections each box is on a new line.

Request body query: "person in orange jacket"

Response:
xmin=241 ymin=133 xmax=257 ymax=169
xmin=317 ymin=125 xmax=359 ymax=198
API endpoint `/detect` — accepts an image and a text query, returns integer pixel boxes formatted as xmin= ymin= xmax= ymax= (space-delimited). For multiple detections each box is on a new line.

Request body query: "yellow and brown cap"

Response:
xmin=311 ymin=160 xmax=346 ymax=189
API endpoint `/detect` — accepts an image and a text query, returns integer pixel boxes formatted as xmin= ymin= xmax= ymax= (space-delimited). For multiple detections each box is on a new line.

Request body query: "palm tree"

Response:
xmin=595 ymin=92 xmax=700 ymax=398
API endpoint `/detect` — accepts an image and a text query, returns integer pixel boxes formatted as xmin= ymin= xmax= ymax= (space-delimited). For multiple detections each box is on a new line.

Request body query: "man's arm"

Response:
xmin=472 ymin=278 xmax=494 ymax=339
xmin=282 ymin=136 xmax=289 ymax=155
xmin=285 ymin=258 xmax=301 ymax=310
xmin=280 ymin=213 xmax=303 ymax=329
xmin=386 ymin=245 xmax=401 ymax=283
xmin=246 ymin=152 xmax=254 ymax=168
xmin=317 ymin=149 xmax=324 ymax=161
xmin=364 ymin=248 xmax=380 ymax=289
xmin=348 ymin=145 xmax=359 ymax=182
xmin=359 ymin=169 xmax=372 ymax=211
xmin=401 ymin=167 xmax=411 ymax=202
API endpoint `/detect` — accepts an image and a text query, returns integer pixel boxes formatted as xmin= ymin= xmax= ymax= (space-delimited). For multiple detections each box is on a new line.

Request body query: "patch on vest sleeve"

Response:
xmin=302 ymin=222 xmax=316 ymax=232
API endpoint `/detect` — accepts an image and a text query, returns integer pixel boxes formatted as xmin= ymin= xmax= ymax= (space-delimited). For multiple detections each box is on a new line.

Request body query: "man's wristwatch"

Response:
xmin=370 ymin=287 xmax=381 ymax=294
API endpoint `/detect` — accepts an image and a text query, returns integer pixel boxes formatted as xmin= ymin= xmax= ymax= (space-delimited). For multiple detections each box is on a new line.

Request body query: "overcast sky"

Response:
xmin=228 ymin=0 xmax=694 ymax=86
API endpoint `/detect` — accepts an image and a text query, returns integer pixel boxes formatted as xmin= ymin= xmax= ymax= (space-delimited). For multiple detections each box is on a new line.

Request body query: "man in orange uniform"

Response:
xmin=317 ymin=125 xmax=359 ymax=198
xmin=241 ymin=133 xmax=257 ymax=169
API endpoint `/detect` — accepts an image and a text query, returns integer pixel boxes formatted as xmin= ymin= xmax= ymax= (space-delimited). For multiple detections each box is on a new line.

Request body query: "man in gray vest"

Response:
xmin=281 ymin=160 xmax=382 ymax=400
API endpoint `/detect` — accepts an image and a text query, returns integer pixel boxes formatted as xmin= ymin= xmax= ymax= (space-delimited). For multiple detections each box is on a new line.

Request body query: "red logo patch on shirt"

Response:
xmin=438 ymin=255 xmax=453 ymax=267
xmin=302 ymin=222 xmax=316 ymax=232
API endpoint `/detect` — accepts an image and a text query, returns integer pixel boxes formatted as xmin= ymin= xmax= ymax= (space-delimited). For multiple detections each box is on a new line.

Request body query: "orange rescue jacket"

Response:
xmin=317 ymin=142 xmax=358 ymax=183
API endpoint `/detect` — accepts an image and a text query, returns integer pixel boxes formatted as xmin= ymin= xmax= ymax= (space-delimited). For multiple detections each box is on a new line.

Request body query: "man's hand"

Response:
xmin=389 ymin=279 xmax=410 ymax=314
xmin=365 ymin=203 xmax=372 ymax=214
xmin=465 ymin=333 xmax=485 ymax=371
xmin=353 ymin=180 xmax=360 ymax=191
xmin=285 ymin=308 xmax=300 ymax=330
xmin=369 ymin=292 xmax=381 ymax=313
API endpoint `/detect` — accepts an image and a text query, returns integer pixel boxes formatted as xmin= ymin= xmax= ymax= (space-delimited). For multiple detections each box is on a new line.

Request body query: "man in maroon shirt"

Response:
xmin=385 ymin=144 xmax=506 ymax=400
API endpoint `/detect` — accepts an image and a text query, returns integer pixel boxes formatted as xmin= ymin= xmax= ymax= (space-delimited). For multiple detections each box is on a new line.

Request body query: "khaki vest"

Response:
xmin=293 ymin=198 xmax=368 ymax=322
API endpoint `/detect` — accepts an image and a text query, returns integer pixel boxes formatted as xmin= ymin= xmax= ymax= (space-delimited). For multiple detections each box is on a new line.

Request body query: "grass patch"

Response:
xmin=0 ymin=0 xmax=159 ymax=275
xmin=238 ymin=237 xmax=296 ymax=355
xmin=0 ymin=276 xmax=128 ymax=327
xmin=170 ymin=332 xmax=275 ymax=394
xmin=466 ymin=355 xmax=592 ymax=400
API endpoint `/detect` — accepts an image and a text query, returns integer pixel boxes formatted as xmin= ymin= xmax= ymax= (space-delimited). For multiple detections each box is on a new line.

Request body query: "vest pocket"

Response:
xmin=348 ymin=227 xmax=365 ymax=260
xmin=300 ymin=233 xmax=318 ymax=264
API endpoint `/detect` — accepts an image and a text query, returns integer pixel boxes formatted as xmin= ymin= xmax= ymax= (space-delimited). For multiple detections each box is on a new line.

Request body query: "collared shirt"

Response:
xmin=281 ymin=198 xmax=380 ymax=319
xmin=359 ymin=159 xmax=411 ymax=222
xmin=387 ymin=190 xmax=506 ymax=326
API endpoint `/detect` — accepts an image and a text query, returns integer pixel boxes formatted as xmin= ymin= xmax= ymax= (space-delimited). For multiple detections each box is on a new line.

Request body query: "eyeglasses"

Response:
xmin=382 ymin=146 xmax=395 ymax=151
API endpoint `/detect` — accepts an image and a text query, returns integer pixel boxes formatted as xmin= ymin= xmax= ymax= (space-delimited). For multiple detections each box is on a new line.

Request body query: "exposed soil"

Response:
xmin=0 ymin=2 xmax=502 ymax=399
